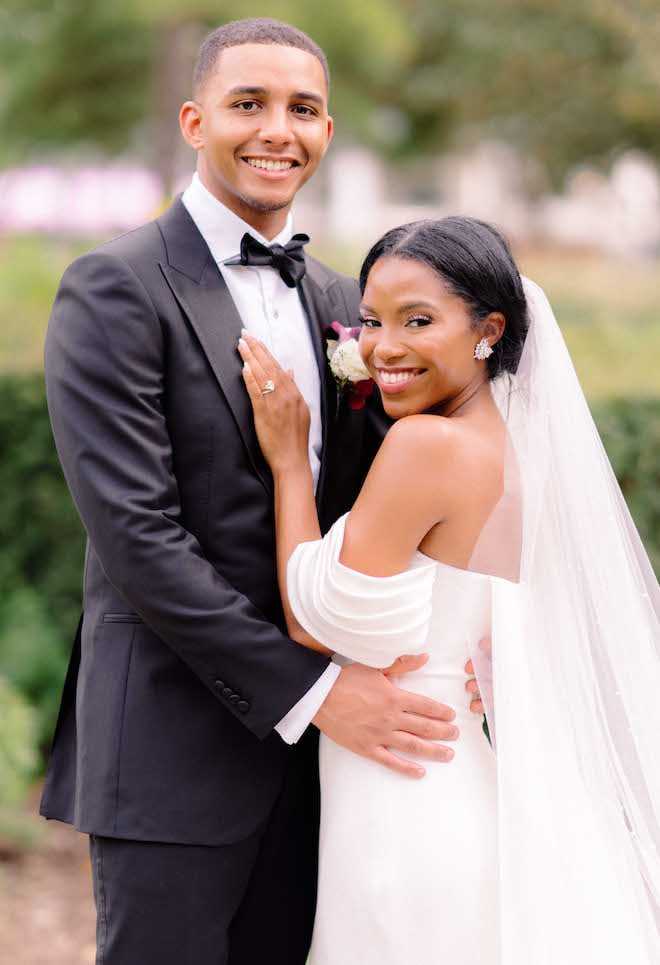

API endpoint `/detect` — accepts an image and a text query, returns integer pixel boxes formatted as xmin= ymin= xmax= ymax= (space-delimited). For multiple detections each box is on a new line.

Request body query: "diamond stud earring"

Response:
xmin=474 ymin=338 xmax=493 ymax=361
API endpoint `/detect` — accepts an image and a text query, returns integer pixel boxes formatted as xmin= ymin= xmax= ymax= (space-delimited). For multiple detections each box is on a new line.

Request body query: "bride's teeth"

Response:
xmin=380 ymin=370 xmax=420 ymax=384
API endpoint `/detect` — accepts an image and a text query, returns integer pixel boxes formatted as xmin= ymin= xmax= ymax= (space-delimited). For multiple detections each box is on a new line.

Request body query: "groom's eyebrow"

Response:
xmin=292 ymin=90 xmax=324 ymax=105
xmin=228 ymin=85 xmax=268 ymax=97
xmin=227 ymin=85 xmax=324 ymax=105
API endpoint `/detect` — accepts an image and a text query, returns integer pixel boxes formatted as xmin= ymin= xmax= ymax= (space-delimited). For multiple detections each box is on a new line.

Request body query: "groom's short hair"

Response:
xmin=193 ymin=18 xmax=330 ymax=95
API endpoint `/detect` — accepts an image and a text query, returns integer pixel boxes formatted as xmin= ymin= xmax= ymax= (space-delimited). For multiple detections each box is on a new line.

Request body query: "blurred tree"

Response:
xmin=332 ymin=0 xmax=660 ymax=182
xmin=1 ymin=0 xmax=659 ymax=190
xmin=0 ymin=0 xmax=152 ymax=161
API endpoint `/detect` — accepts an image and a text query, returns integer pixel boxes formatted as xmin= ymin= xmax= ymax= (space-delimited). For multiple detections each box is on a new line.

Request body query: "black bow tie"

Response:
xmin=225 ymin=232 xmax=310 ymax=288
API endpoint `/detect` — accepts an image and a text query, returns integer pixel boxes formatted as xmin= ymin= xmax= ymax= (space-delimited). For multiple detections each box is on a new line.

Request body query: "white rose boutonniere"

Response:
xmin=325 ymin=322 xmax=374 ymax=411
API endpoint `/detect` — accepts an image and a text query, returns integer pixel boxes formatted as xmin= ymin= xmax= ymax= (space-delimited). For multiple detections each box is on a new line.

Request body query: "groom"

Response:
xmin=41 ymin=18 xmax=469 ymax=965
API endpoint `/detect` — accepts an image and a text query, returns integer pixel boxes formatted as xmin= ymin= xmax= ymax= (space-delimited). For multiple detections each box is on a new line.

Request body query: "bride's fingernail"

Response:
xmin=238 ymin=337 xmax=246 ymax=348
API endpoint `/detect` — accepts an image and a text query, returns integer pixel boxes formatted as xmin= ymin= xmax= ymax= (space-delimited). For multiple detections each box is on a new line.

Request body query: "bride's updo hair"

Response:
xmin=359 ymin=217 xmax=529 ymax=378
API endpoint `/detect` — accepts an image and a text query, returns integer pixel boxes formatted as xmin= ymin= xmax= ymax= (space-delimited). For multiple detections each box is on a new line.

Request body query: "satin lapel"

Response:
xmin=299 ymin=263 xmax=346 ymax=510
xmin=157 ymin=200 xmax=272 ymax=495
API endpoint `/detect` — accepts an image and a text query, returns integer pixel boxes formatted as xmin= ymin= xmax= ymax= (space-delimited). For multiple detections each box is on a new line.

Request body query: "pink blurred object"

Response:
xmin=0 ymin=164 xmax=166 ymax=235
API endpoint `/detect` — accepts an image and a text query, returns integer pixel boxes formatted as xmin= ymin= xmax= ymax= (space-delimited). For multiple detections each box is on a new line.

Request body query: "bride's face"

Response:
xmin=359 ymin=255 xmax=492 ymax=419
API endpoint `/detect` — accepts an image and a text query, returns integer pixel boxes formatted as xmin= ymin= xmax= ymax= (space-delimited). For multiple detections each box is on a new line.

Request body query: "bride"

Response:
xmin=238 ymin=217 xmax=660 ymax=964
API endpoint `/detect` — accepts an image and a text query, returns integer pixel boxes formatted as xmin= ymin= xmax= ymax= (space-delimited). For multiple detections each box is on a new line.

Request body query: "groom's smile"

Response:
xmin=180 ymin=43 xmax=333 ymax=237
xmin=240 ymin=153 xmax=302 ymax=180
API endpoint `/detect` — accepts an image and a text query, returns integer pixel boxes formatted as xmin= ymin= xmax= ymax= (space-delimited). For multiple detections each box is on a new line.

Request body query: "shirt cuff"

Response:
xmin=274 ymin=662 xmax=342 ymax=745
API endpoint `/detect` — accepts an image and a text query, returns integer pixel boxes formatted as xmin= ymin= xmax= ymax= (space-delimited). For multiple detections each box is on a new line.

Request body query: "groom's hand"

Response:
xmin=312 ymin=657 xmax=459 ymax=779
xmin=464 ymin=636 xmax=492 ymax=714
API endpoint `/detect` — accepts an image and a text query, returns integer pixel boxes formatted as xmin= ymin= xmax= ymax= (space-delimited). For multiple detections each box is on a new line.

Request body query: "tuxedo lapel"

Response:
xmin=157 ymin=199 xmax=273 ymax=495
xmin=300 ymin=259 xmax=353 ymax=510
xmin=299 ymin=280 xmax=332 ymax=510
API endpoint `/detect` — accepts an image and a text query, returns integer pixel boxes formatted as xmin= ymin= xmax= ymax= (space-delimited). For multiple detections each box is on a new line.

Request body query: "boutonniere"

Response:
xmin=325 ymin=322 xmax=374 ymax=411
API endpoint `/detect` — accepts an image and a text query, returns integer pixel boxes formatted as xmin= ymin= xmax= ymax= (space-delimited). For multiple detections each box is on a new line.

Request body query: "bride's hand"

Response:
xmin=238 ymin=331 xmax=311 ymax=475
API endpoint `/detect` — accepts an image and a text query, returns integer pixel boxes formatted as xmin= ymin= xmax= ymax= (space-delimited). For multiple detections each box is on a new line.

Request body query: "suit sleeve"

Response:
xmin=44 ymin=250 xmax=330 ymax=739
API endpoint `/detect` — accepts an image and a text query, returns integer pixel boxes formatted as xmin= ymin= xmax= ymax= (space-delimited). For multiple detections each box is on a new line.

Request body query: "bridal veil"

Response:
xmin=472 ymin=278 xmax=660 ymax=961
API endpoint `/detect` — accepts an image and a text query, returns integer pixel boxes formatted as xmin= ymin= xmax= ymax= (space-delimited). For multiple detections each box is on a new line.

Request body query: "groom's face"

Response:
xmin=182 ymin=43 xmax=333 ymax=225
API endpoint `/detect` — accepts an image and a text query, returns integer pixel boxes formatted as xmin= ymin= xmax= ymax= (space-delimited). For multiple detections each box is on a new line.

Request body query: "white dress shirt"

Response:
xmin=182 ymin=173 xmax=340 ymax=743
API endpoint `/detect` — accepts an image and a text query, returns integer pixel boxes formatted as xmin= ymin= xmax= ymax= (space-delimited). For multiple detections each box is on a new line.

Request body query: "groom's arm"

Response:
xmin=45 ymin=249 xmax=330 ymax=740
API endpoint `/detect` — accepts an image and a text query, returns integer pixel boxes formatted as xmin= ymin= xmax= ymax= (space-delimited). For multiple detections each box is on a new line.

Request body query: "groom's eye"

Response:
xmin=235 ymin=101 xmax=260 ymax=112
xmin=292 ymin=104 xmax=317 ymax=117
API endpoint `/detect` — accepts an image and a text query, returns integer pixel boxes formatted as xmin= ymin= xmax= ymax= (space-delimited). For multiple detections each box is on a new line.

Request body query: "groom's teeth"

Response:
xmin=246 ymin=158 xmax=294 ymax=171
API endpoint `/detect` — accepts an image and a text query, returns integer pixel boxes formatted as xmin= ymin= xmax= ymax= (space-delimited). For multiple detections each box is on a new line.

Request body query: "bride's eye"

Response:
xmin=406 ymin=316 xmax=432 ymax=328
xmin=359 ymin=317 xmax=381 ymax=328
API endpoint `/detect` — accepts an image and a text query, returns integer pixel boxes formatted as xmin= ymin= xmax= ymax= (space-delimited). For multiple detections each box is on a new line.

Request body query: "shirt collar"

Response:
xmin=181 ymin=172 xmax=295 ymax=265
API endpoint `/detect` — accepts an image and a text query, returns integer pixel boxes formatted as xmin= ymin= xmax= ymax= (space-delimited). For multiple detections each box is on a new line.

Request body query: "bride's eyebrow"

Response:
xmin=359 ymin=300 xmax=435 ymax=315
xmin=395 ymin=300 xmax=435 ymax=313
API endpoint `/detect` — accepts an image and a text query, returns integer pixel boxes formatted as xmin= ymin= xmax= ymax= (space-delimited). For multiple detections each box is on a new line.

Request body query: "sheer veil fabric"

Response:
xmin=470 ymin=278 xmax=660 ymax=960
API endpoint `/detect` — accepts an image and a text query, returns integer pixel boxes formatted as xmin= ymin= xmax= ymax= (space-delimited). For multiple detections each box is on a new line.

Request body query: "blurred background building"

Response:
xmin=0 ymin=2 xmax=659 ymax=961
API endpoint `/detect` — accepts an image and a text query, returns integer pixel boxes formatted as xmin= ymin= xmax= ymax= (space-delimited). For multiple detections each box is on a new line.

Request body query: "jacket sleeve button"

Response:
xmin=214 ymin=679 xmax=225 ymax=690
xmin=237 ymin=700 xmax=250 ymax=714
xmin=221 ymin=687 xmax=233 ymax=698
xmin=228 ymin=694 xmax=240 ymax=704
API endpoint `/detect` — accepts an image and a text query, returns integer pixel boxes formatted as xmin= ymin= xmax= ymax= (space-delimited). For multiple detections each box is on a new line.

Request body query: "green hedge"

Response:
xmin=1 ymin=373 xmax=658 ymax=767
xmin=0 ymin=375 xmax=85 ymax=754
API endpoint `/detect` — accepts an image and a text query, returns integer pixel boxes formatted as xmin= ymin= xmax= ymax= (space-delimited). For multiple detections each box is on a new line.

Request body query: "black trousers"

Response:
xmin=89 ymin=736 xmax=320 ymax=965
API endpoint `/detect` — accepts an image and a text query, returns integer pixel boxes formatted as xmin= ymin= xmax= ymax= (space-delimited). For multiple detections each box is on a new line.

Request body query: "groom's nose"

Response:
xmin=259 ymin=105 xmax=294 ymax=145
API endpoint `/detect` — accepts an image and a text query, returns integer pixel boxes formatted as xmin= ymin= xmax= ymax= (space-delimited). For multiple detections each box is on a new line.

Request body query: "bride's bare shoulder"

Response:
xmin=378 ymin=413 xmax=468 ymax=463
xmin=343 ymin=414 xmax=499 ymax=573
xmin=357 ymin=413 xmax=467 ymax=512
xmin=370 ymin=412 xmax=501 ymax=506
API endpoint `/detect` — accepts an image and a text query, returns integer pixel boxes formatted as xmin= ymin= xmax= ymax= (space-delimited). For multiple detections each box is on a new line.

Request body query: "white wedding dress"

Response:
xmin=288 ymin=513 xmax=506 ymax=965
xmin=286 ymin=279 xmax=660 ymax=963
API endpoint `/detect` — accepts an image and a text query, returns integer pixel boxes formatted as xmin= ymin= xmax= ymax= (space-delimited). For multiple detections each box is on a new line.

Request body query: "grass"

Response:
xmin=1 ymin=233 xmax=659 ymax=399
xmin=0 ymin=235 xmax=92 ymax=374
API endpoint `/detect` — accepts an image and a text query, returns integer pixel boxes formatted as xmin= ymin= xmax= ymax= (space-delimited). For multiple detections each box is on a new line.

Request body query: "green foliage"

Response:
xmin=0 ymin=374 xmax=85 ymax=753
xmin=0 ymin=675 xmax=38 ymax=806
xmin=0 ymin=235 xmax=91 ymax=373
xmin=593 ymin=398 xmax=660 ymax=576
xmin=0 ymin=588 xmax=70 ymax=749
xmin=0 ymin=676 xmax=43 ymax=853
xmin=0 ymin=0 xmax=153 ymax=164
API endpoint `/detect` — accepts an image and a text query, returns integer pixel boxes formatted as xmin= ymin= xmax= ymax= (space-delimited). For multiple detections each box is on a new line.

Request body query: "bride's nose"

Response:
xmin=373 ymin=333 xmax=407 ymax=363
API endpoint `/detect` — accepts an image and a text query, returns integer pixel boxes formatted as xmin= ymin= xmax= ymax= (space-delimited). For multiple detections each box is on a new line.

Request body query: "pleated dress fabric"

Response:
xmin=288 ymin=514 xmax=499 ymax=965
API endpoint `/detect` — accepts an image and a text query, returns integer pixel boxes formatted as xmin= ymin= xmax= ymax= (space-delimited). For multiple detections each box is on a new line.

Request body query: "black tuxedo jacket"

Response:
xmin=40 ymin=198 xmax=388 ymax=845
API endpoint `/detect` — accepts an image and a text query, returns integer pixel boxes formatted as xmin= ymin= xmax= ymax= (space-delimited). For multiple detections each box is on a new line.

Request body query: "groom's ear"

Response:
xmin=323 ymin=114 xmax=334 ymax=154
xmin=180 ymin=100 xmax=205 ymax=151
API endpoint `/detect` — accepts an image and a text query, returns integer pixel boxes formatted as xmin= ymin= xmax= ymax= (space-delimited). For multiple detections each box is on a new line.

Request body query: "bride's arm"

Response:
xmin=238 ymin=333 xmax=464 ymax=655
xmin=238 ymin=333 xmax=331 ymax=654
xmin=272 ymin=463 xmax=333 ymax=655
